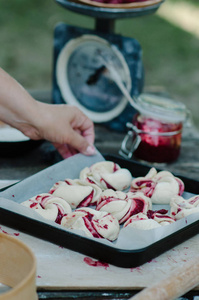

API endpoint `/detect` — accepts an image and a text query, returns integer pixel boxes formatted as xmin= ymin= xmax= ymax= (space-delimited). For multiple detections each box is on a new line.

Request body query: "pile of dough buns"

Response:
xmin=21 ymin=161 xmax=198 ymax=241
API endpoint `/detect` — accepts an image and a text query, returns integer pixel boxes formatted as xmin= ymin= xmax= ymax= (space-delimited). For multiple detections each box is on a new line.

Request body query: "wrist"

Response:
xmin=9 ymin=98 xmax=44 ymax=140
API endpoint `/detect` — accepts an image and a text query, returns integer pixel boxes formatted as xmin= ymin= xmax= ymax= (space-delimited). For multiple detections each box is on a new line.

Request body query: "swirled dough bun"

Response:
xmin=170 ymin=195 xmax=199 ymax=220
xmin=130 ymin=167 xmax=184 ymax=204
xmin=21 ymin=193 xmax=72 ymax=223
xmin=124 ymin=213 xmax=161 ymax=230
xmin=49 ymin=179 xmax=102 ymax=208
xmin=124 ymin=210 xmax=175 ymax=230
xmin=96 ymin=190 xmax=152 ymax=224
xmin=147 ymin=209 xmax=175 ymax=225
xmin=80 ymin=161 xmax=132 ymax=191
xmin=61 ymin=207 xmax=120 ymax=241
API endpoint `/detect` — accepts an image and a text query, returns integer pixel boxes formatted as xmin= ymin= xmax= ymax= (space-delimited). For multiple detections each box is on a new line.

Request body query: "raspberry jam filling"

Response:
xmin=113 ymin=163 xmax=119 ymax=172
xmin=132 ymin=114 xmax=183 ymax=163
xmin=131 ymin=180 xmax=156 ymax=197
xmin=30 ymin=202 xmax=38 ymax=208
xmin=147 ymin=209 xmax=169 ymax=219
xmin=55 ymin=206 xmax=65 ymax=224
xmin=77 ymin=190 xmax=94 ymax=208
xmin=82 ymin=213 xmax=102 ymax=239
xmin=96 ymin=197 xmax=121 ymax=211
xmin=39 ymin=195 xmax=51 ymax=207
xmin=65 ymin=180 xmax=72 ymax=185
xmin=135 ymin=180 xmax=154 ymax=188
xmin=176 ymin=178 xmax=185 ymax=195
xmin=86 ymin=178 xmax=96 ymax=184
xmin=49 ymin=182 xmax=61 ymax=194
xmin=189 ymin=196 xmax=199 ymax=205
xmin=100 ymin=178 xmax=115 ymax=190
xmin=120 ymin=198 xmax=145 ymax=224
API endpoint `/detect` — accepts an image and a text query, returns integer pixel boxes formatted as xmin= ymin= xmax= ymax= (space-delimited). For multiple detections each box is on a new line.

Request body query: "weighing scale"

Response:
xmin=52 ymin=0 xmax=165 ymax=131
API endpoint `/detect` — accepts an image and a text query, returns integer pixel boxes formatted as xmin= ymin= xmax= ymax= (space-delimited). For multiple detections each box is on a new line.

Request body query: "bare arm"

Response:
xmin=0 ymin=68 xmax=95 ymax=157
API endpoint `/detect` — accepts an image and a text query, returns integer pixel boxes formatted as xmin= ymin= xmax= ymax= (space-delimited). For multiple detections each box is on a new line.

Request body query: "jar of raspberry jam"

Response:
xmin=120 ymin=94 xmax=188 ymax=163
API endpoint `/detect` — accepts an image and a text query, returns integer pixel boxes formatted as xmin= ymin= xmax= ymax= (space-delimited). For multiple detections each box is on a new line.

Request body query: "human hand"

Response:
xmin=21 ymin=103 xmax=95 ymax=158
xmin=51 ymin=106 xmax=96 ymax=158
xmin=0 ymin=68 xmax=95 ymax=159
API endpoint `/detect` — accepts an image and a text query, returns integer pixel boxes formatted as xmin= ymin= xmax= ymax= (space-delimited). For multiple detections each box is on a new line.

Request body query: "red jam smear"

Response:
xmin=83 ymin=257 xmax=109 ymax=269
xmin=30 ymin=202 xmax=38 ymax=208
xmin=132 ymin=114 xmax=182 ymax=163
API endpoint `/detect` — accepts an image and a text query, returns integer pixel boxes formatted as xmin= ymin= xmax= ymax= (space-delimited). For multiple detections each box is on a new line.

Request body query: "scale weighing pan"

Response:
xmin=0 ymin=153 xmax=199 ymax=268
xmin=55 ymin=0 xmax=165 ymax=18
xmin=73 ymin=0 xmax=165 ymax=10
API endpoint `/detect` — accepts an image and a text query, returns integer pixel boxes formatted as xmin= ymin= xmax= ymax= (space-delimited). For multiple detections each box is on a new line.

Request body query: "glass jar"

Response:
xmin=120 ymin=94 xmax=188 ymax=163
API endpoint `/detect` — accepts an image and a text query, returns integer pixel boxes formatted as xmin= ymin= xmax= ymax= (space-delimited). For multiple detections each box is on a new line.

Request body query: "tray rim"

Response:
xmin=0 ymin=207 xmax=199 ymax=268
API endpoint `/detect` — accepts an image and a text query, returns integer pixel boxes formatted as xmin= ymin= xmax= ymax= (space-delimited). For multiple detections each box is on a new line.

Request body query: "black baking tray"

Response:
xmin=0 ymin=154 xmax=199 ymax=268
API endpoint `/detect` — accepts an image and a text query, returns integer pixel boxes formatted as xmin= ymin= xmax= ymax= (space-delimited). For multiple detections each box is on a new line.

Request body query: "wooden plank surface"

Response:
xmin=0 ymin=123 xmax=199 ymax=181
xmin=1 ymin=224 xmax=199 ymax=291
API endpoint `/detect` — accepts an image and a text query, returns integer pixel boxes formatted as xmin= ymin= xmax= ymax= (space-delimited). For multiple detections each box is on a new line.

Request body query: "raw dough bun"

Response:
xmin=61 ymin=207 xmax=120 ymax=241
xmin=21 ymin=193 xmax=72 ymax=223
xmin=80 ymin=161 xmax=132 ymax=191
xmin=130 ymin=167 xmax=184 ymax=204
xmin=49 ymin=179 xmax=102 ymax=208
xmin=96 ymin=190 xmax=152 ymax=224
xmin=170 ymin=195 xmax=199 ymax=220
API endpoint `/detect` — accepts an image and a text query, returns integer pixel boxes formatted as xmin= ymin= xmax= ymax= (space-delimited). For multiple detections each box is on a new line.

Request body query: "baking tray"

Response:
xmin=0 ymin=153 xmax=199 ymax=268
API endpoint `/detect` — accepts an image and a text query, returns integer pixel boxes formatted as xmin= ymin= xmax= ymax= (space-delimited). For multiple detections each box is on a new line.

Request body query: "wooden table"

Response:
xmin=1 ymin=123 xmax=199 ymax=180
xmin=1 ymin=122 xmax=199 ymax=300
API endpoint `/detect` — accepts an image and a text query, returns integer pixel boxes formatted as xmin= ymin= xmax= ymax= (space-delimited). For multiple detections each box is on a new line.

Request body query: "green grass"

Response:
xmin=117 ymin=15 xmax=199 ymax=105
xmin=1 ymin=0 xmax=199 ymax=127
xmin=170 ymin=0 xmax=199 ymax=5
xmin=0 ymin=0 xmax=95 ymax=88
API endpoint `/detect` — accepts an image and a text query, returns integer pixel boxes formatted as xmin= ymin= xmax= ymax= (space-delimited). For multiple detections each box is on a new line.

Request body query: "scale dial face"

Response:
xmin=56 ymin=34 xmax=131 ymax=122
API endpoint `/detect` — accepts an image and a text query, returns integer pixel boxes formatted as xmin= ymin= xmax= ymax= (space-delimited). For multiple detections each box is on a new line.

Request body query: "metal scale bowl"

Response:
xmin=53 ymin=0 xmax=165 ymax=130
xmin=55 ymin=0 xmax=165 ymax=32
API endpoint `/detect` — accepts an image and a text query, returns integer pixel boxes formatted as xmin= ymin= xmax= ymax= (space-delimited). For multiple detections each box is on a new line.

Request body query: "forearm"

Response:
xmin=0 ymin=67 xmax=39 ymax=131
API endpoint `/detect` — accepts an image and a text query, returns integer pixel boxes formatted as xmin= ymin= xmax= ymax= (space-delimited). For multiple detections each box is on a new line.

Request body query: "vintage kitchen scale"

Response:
xmin=53 ymin=0 xmax=165 ymax=132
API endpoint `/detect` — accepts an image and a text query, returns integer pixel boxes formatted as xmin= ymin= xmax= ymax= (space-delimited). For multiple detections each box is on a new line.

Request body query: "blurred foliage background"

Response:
xmin=0 ymin=0 xmax=199 ymax=127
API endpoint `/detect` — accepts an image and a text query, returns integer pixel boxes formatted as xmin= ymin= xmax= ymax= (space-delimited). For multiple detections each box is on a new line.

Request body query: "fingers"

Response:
xmin=53 ymin=143 xmax=78 ymax=159
xmin=67 ymin=127 xmax=96 ymax=156
xmin=70 ymin=108 xmax=95 ymax=145
xmin=82 ymin=122 xmax=95 ymax=145
xmin=31 ymin=103 xmax=96 ymax=157
xmin=67 ymin=106 xmax=95 ymax=155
